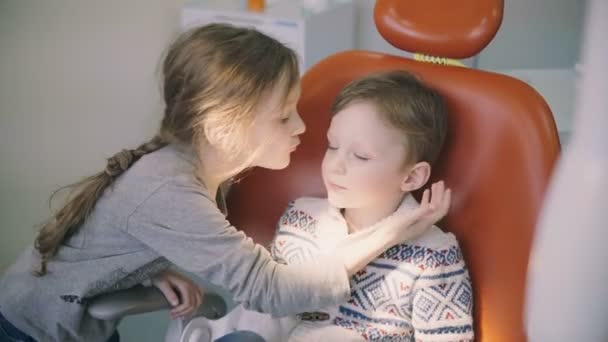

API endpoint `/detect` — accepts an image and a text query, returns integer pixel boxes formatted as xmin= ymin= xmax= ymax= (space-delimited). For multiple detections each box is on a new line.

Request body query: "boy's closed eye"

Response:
xmin=354 ymin=154 xmax=370 ymax=161
xmin=326 ymin=144 xmax=371 ymax=161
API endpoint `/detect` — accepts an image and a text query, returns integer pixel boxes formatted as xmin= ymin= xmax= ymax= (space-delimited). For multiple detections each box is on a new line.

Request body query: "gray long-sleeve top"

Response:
xmin=0 ymin=144 xmax=350 ymax=342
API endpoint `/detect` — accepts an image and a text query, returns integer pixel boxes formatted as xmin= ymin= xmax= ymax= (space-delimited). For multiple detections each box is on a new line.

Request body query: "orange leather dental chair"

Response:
xmin=226 ymin=1 xmax=561 ymax=341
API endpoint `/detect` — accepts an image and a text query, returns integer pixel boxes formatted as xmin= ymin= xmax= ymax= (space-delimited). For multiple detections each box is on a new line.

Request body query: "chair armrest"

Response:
xmin=87 ymin=285 xmax=227 ymax=321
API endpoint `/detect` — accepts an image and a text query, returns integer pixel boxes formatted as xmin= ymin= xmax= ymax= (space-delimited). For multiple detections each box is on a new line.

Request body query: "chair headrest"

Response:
xmin=374 ymin=0 xmax=504 ymax=58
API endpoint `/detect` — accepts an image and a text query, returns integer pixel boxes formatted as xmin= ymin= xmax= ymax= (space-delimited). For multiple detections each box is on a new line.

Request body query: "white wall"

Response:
xmin=477 ymin=0 xmax=585 ymax=70
xmin=0 ymin=1 xmax=185 ymax=340
xmin=0 ymin=0 xmax=184 ymax=269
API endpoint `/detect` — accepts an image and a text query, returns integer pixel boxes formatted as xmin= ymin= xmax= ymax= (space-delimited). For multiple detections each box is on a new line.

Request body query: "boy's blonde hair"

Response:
xmin=331 ymin=70 xmax=447 ymax=166
xmin=33 ymin=23 xmax=299 ymax=275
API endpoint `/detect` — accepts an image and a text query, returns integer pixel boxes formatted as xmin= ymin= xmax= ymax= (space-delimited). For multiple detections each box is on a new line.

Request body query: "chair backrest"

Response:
xmin=227 ymin=1 xmax=560 ymax=341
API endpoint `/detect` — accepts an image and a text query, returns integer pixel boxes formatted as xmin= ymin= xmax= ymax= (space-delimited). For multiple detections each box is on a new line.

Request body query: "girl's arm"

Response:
xmin=337 ymin=181 xmax=451 ymax=276
xmin=126 ymin=179 xmax=448 ymax=316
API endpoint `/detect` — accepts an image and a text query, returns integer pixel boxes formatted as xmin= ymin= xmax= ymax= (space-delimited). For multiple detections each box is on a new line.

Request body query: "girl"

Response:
xmin=0 ymin=25 xmax=446 ymax=342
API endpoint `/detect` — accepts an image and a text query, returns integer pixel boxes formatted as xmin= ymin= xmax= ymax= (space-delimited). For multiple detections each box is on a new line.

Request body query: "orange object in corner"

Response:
xmin=248 ymin=0 xmax=265 ymax=12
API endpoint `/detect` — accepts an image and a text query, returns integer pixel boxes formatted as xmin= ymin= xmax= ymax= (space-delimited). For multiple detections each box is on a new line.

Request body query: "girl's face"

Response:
xmin=321 ymin=101 xmax=412 ymax=209
xmin=247 ymin=81 xmax=305 ymax=170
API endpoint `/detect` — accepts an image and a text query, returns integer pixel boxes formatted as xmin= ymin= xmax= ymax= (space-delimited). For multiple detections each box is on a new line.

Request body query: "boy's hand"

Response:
xmin=152 ymin=269 xmax=203 ymax=320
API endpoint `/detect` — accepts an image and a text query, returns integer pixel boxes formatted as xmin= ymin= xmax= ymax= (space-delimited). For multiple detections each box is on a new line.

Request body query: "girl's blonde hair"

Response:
xmin=34 ymin=23 xmax=299 ymax=275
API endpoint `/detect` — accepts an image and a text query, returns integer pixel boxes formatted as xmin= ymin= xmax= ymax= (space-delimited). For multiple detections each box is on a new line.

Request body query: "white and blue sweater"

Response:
xmin=270 ymin=196 xmax=474 ymax=342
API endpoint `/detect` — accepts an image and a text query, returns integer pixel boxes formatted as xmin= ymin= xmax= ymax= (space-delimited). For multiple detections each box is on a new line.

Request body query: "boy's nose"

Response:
xmin=330 ymin=156 xmax=346 ymax=175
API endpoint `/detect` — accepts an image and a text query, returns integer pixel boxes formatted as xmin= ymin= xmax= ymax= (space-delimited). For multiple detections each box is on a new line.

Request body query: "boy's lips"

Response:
xmin=327 ymin=181 xmax=347 ymax=191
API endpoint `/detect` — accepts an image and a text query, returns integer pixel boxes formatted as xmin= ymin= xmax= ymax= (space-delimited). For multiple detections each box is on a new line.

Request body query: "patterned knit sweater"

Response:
xmin=270 ymin=196 xmax=474 ymax=342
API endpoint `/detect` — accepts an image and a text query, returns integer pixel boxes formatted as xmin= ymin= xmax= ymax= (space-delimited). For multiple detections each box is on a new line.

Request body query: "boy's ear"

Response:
xmin=401 ymin=161 xmax=431 ymax=192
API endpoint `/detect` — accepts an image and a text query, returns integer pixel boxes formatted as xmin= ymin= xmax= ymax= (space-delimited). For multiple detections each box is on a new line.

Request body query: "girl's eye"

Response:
xmin=354 ymin=154 xmax=370 ymax=161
